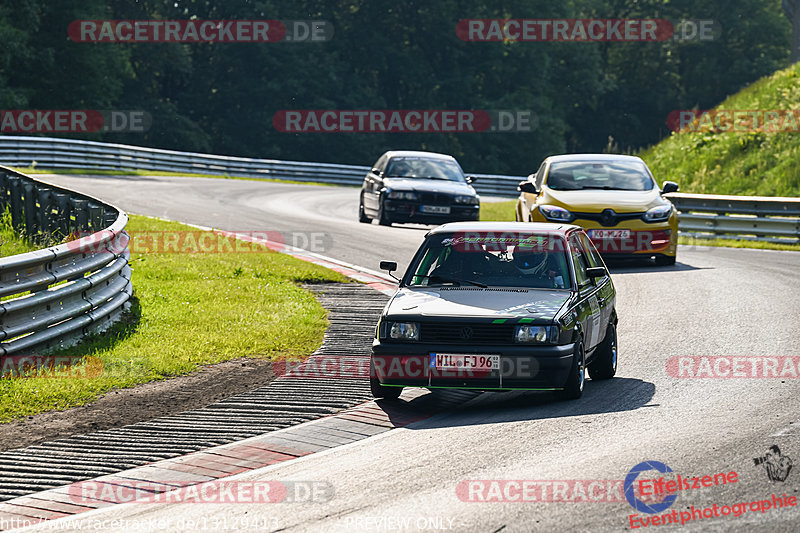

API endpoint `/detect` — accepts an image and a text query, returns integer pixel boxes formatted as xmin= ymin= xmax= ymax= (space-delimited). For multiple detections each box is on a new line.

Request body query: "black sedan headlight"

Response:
xmin=454 ymin=195 xmax=479 ymax=205
xmin=514 ymin=325 xmax=560 ymax=344
xmin=387 ymin=190 xmax=419 ymax=201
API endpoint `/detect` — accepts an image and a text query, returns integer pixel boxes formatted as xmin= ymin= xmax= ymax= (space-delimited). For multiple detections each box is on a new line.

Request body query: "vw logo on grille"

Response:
xmin=459 ymin=327 xmax=473 ymax=339
xmin=600 ymin=208 xmax=617 ymax=227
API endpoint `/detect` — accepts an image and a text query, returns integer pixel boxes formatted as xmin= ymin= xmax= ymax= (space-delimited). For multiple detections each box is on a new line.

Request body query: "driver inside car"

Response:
xmin=512 ymin=251 xmax=567 ymax=289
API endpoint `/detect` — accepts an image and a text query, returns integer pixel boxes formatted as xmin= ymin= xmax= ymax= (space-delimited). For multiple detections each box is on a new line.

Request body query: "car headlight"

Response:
xmin=388 ymin=322 xmax=420 ymax=341
xmin=642 ymin=204 xmax=673 ymax=222
xmin=387 ymin=190 xmax=419 ymax=201
xmin=539 ymin=205 xmax=574 ymax=223
xmin=454 ymin=195 xmax=479 ymax=205
xmin=514 ymin=325 xmax=560 ymax=344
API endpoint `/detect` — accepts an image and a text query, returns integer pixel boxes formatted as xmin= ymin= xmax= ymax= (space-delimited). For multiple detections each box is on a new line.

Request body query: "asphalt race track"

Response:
xmin=27 ymin=174 xmax=800 ymax=532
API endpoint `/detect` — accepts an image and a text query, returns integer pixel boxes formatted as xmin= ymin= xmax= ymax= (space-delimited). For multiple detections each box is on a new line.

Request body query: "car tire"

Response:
xmin=370 ymin=358 xmax=402 ymax=400
xmin=655 ymin=254 xmax=676 ymax=266
xmin=556 ymin=338 xmax=585 ymax=400
xmin=358 ymin=196 xmax=371 ymax=223
xmin=588 ymin=322 xmax=617 ymax=380
xmin=377 ymin=198 xmax=392 ymax=226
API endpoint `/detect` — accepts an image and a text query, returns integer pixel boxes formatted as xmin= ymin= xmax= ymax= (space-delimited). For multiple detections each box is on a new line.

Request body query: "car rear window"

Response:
xmin=546 ymin=160 xmax=655 ymax=191
xmin=406 ymin=232 xmax=571 ymax=290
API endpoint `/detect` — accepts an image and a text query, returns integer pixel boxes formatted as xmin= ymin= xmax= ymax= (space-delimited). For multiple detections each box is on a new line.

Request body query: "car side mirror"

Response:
xmin=518 ymin=181 xmax=538 ymax=194
xmin=662 ymin=181 xmax=679 ymax=194
xmin=380 ymin=260 xmax=400 ymax=282
xmin=465 ymin=175 xmax=476 ymax=184
xmin=371 ymin=168 xmax=382 ymax=176
xmin=586 ymin=266 xmax=606 ymax=279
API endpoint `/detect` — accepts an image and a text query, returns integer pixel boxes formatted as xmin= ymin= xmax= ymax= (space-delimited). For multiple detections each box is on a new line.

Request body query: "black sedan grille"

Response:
xmin=418 ymin=192 xmax=453 ymax=205
xmin=420 ymin=322 xmax=516 ymax=345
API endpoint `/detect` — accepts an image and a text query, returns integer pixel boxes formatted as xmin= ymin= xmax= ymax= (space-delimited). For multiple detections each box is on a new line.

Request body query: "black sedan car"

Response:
xmin=371 ymin=222 xmax=618 ymax=400
xmin=359 ymin=150 xmax=480 ymax=226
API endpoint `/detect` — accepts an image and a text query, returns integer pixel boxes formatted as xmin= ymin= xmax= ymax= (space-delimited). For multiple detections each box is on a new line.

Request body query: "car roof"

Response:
xmin=428 ymin=221 xmax=580 ymax=236
xmin=383 ymin=150 xmax=456 ymax=161
xmin=544 ymin=153 xmax=646 ymax=164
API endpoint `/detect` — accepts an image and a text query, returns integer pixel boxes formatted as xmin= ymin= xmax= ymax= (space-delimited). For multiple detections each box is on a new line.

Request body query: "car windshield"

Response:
xmin=406 ymin=232 xmax=572 ymax=290
xmin=384 ymin=157 xmax=465 ymax=182
xmin=546 ymin=160 xmax=655 ymax=191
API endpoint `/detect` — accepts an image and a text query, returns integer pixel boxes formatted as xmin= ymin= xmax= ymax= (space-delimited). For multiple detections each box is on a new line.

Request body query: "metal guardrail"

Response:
xmin=0 ymin=136 xmax=798 ymax=243
xmin=666 ymin=193 xmax=800 ymax=244
xmin=0 ymin=165 xmax=132 ymax=359
xmin=0 ymin=136 xmax=525 ymax=197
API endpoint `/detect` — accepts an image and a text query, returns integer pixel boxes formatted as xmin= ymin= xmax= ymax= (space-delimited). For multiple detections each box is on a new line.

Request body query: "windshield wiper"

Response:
xmin=413 ymin=274 xmax=487 ymax=288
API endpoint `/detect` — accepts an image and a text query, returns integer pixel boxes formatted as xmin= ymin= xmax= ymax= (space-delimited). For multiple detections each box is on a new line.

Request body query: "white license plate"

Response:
xmin=421 ymin=205 xmax=451 ymax=214
xmin=430 ymin=353 xmax=500 ymax=370
xmin=589 ymin=229 xmax=630 ymax=239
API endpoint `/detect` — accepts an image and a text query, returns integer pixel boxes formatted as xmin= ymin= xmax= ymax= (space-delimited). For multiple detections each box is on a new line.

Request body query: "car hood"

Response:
xmin=383 ymin=178 xmax=476 ymax=195
xmin=386 ymin=287 xmax=570 ymax=322
xmin=543 ymin=187 xmax=664 ymax=212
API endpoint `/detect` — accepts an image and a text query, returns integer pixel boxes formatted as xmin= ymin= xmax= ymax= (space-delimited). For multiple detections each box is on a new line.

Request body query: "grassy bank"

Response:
xmin=0 ymin=214 xmax=348 ymax=421
xmin=640 ymin=63 xmax=800 ymax=197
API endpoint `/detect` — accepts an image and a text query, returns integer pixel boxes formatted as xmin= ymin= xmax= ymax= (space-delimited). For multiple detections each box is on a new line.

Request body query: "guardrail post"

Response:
xmin=37 ymin=188 xmax=55 ymax=237
xmin=102 ymin=208 xmax=117 ymax=227
xmin=0 ymin=173 xmax=8 ymax=212
xmin=88 ymin=203 xmax=104 ymax=231
xmin=23 ymin=183 xmax=38 ymax=238
xmin=7 ymin=177 xmax=23 ymax=230
xmin=54 ymin=193 xmax=71 ymax=239
xmin=71 ymin=199 xmax=89 ymax=234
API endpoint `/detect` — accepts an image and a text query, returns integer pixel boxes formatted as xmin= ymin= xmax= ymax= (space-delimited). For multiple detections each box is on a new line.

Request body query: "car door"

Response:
xmin=579 ymin=232 xmax=614 ymax=343
xmin=364 ymin=155 xmax=387 ymax=213
xmin=569 ymin=234 xmax=603 ymax=352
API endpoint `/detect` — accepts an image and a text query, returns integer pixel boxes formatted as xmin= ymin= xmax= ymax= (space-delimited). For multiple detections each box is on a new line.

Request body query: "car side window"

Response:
xmin=535 ymin=161 xmax=547 ymax=189
xmin=580 ymin=233 xmax=605 ymax=272
xmin=570 ymin=236 xmax=591 ymax=288
xmin=374 ymin=155 xmax=387 ymax=173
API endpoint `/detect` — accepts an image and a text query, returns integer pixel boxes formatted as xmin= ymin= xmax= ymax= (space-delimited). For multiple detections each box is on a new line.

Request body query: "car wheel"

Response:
xmin=370 ymin=358 xmax=402 ymax=400
xmin=358 ymin=196 xmax=371 ymax=223
xmin=655 ymin=254 xmax=676 ymax=266
xmin=588 ymin=322 xmax=617 ymax=380
xmin=556 ymin=338 xmax=585 ymax=400
xmin=377 ymin=198 xmax=392 ymax=226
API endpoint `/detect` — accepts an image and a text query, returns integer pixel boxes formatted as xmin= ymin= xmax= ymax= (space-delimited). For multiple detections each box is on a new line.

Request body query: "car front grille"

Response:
xmin=418 ymin=192 xmax=453 ymax=205
xmin=420 ymin=322 xmax=516 ymax=345
xmin=572 ymin=210 xmax=644 ymax=227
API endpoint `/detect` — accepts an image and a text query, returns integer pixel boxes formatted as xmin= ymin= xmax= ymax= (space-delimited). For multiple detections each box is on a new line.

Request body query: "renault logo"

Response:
xmin=600 ymin=208 xmax=617 ymax=227
xmin=459 ymin=327 xmax=473 ymax=339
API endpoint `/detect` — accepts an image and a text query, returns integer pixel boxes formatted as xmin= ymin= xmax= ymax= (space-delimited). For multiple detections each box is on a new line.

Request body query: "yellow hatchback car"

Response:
xmin=515 ymin=154 xmax=679 ymax=265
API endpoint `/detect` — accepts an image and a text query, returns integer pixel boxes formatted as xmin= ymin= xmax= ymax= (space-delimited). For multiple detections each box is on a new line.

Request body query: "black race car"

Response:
xmin=371 ymin=221 xmax=618 ymax=400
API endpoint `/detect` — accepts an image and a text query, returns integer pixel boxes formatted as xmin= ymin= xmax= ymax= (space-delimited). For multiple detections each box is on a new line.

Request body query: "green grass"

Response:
xmin=480 ymin=200 xmax=517 ymax=222
xmin=640 ymin=62 xmax=800 ymax=197
xmin=0 ymin=210 xmax=41 ymax=257
xmin=678 ymin=235 xmax=800 ymax=252
xmin=0 ymin=214 xmax=348 ymax=422
xmin=479 ymin=200 xmax=800 ymax=251
xmin=12 ymin=166 xmax=349 ymax=188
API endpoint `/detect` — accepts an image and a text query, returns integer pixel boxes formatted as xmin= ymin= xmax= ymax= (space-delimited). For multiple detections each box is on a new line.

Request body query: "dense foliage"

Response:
xmin=0 ymin=0 xmax=792 ymax=175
